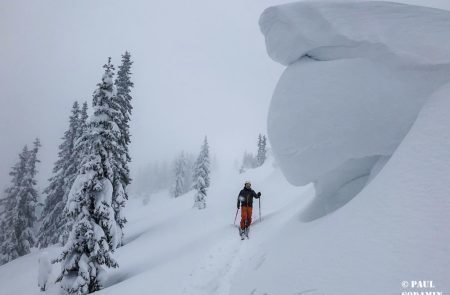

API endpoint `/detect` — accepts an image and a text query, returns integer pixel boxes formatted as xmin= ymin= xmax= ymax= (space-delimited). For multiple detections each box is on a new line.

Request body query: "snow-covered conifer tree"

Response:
xmin=114 ymin=51 xmax=133 ymax=162
xmin=172 ymin=152 xmax=187 ymax=198
xmin=54 ymin=58 xmax=120 ymax=294
xmin=39 ymin=102 xmax=81 ymax=247
xmin=193 ymin=137 xmax=210 ymax=209
xmin=73 ymin=101 xmax=90 ymax=175
xmin=113 ymin=52 xmax=133 ymax=246
xmin=0 ymin=146 xmax=29 ymax=265
xmin=0 ymin=138 xmax=41 ymax=265
xmin=79 ymin=101 xmax=89 ymax=134
xmin=256 ymin=134 xmax=267 ymax=167
xmin=262 ymin=135 xmax=267 ymax=162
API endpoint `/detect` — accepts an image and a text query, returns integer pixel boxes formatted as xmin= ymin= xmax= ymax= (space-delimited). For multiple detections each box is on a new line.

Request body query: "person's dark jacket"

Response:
xmin=237 ymin=187 xmax=261 ymax=208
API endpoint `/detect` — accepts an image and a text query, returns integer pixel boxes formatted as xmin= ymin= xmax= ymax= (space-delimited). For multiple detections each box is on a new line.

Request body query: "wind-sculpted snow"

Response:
xmin=260 ymin=1 xmax=450 ymax=66
xmin=260 ymin=1 xmax=450 ymax=220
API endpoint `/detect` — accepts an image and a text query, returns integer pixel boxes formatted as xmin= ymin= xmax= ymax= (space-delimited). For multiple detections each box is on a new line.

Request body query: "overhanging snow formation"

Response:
xmin=260 ymin=1 xmax=450 ymax=65
xmin=260 ymin=1 xmax=450 ymax=221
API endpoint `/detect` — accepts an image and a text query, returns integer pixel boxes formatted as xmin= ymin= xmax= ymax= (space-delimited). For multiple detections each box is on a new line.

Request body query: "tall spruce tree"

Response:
xmin=0 ymin=138 xmax=41 ymax=265
xmin=54 ymin=59 xmax=120 ymax=295
xmin=72 ymin=101 xmax=90 ymax=169
xmin=172 ymin=152 xmax=187 ymax=198
xmin=113 ymin=51 xmax=133 ymax=246
xmin=262 ymin=135 xmax=267 ymax=162
xmin=0 ymin=146 xmax=29 ymax=264
xmin=115 ymin=51 xmax=133 ymax=159
xmin=38 ymin=102 xmax=82 ymax=247
xmin=193 ymin=137 xmax=210 ymax=209
xmin=79 ymin=101 xmax=89 ymax=135
xmin=256 ymin=134 xmax=267 ymax=167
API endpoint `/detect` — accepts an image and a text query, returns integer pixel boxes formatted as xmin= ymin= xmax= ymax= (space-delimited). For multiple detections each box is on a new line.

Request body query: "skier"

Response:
xmin=237 ymin=181 xmax=261 ymax=239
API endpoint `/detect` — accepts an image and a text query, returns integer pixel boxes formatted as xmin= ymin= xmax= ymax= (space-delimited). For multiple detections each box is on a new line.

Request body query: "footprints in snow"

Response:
xmin=181 ymin=237 xmax=244 ymax=295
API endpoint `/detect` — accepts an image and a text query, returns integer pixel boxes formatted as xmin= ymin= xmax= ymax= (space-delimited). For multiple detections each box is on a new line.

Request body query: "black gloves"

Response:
xmin=257 ymin=192 xmax=261 ymax=197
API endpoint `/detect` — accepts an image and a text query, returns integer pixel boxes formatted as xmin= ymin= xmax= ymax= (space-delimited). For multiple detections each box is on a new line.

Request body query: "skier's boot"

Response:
xmin=239 ymin=228 xmax=245 ymax=240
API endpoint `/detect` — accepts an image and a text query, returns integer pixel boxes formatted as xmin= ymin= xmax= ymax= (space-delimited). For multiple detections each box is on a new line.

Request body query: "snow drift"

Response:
xmin=260 ymin=1 xmax=450 ymax=220
xmin=235 ymin=1 xmax=450 ymax=294
xmin=259 ymin=1 xmax=450 ymax=66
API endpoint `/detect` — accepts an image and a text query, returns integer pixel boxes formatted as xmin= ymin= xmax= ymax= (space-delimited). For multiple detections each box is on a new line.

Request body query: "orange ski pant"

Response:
xmin=240 ymin=206 xmax=253 ymax=229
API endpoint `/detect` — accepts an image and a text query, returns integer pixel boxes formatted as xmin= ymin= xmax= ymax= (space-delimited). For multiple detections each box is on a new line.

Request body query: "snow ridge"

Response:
xmin=260 ymin=0 xmax=450 ymax=221
xmin=260 ymin=1 xmax=450 ymax=66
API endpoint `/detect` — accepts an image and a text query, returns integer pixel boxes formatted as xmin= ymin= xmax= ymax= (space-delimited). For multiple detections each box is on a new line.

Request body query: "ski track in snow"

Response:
xmin=181 ymin=230 xmax=250 ymax=295
xmin=180 ymin=186 xmax=314 ymax=295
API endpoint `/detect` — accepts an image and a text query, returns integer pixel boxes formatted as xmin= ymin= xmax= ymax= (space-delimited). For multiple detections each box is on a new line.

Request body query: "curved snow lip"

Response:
xmin=260 ymin=1 xmax=450 ymax=66
xmin=261 ymin=1 xmax=450 ymax=221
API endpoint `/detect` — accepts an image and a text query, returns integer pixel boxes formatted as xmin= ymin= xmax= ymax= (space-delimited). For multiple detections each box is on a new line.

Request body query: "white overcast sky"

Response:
xmin=1 ymin=0 xmax=449 ymax=192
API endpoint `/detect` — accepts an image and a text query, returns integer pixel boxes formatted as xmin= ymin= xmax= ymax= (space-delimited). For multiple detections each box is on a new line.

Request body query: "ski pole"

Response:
xmin=234 ymin=208 xmax=239 ymax=226
xmin=259 ymin=197 xmax=261 ymax=223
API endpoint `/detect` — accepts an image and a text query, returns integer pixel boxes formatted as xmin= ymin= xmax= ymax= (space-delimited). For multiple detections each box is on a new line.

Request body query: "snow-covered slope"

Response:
xmin=1 ymin=2 xmax=449 ymax=295
xmin=229 ymin=81 xmax=450 ymax=295
xmin=249 ymin=1 xmax=450 ymax=294
xmin=0 ymin=159 xmax=314 ymax=295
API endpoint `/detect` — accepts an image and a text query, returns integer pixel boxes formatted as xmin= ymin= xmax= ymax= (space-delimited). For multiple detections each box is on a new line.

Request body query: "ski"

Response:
xmin=238 ymin=227 xmax=250 ymax=240
xmin=239 ymin=228 xmax=245 ymax=240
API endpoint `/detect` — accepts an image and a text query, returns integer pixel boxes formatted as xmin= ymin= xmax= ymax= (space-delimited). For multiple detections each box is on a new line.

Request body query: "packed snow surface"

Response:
xmin=37 ymin=252 xmax=51 ymax=291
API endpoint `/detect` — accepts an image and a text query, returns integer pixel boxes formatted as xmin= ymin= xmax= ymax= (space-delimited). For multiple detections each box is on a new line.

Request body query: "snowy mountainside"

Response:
xmin=247 ymin=1 xmax=450 ymax=294
xmin=230 ymin=89 xmax=450 ymax=294
xmin=1 ymin=1 xmax=450 ymax=295
xmin=0 ymin=159 xmax=314 ymax=295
